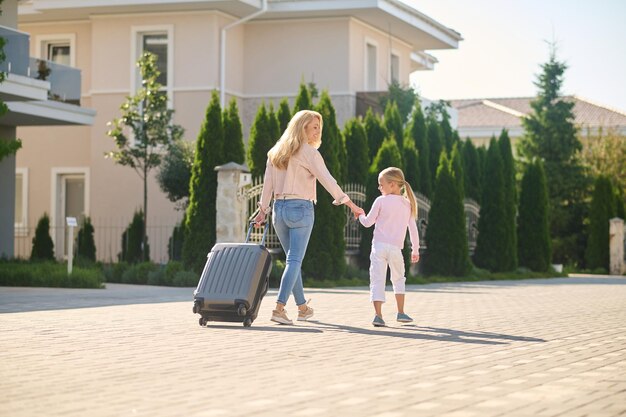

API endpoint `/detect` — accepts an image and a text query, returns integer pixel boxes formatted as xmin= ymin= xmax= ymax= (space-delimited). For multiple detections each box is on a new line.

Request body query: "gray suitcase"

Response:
xmin=193 ymin=222 xmax=272 ymax=327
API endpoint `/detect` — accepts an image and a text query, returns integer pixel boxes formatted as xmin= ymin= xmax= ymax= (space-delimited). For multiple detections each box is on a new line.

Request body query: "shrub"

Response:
xmin=0 ymin=261 xmax=103 ymax=288
xmin=119 ymin=210 xmax=149 ymax=263
xmin=31 ymin=213 xmax=54 ymax=261
xmin=76 ymin=216 xmax=96 ymax=263
xmin=121 ymin=262 xmax=157 ymax=285
xmin=585 ymin=176 xmax=614 ymax=270
xmin=173 ymin=270 xmax=199 ymax=287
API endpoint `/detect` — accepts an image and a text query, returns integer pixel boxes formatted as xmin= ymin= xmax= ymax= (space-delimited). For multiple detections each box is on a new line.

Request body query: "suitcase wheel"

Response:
xmin=243 ymin=318 xmax=252 ymax=327
xmin=237 ymin=304 xmax=247 ymax=317
xmin=199 ymin=317 xmax=207 ymax=327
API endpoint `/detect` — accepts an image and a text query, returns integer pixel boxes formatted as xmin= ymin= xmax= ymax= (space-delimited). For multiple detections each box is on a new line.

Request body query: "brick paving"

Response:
xmin=1 ymin=276 xmax=625 ymax=417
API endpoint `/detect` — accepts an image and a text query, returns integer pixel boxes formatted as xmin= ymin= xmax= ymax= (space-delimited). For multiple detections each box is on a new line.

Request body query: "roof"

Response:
xmin=450 ymin=96 xmax=626 ymax=131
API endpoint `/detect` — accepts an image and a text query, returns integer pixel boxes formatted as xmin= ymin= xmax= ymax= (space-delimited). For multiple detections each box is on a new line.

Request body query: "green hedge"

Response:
xmin=0 ymin=261 xmax=104 ymax=288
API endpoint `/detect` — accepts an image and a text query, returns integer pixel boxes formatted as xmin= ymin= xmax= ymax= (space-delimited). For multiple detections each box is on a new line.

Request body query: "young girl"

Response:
xmin=357 ymin=167 xmax=420 ymax=327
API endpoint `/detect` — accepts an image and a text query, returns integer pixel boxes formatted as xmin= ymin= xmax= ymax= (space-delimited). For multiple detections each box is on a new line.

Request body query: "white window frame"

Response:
xmin=390 ymin=51 xmax=400 ymax=84
xmin=14 ymin=167 xmax=28 ymax=236
xmin=35 ymin=34 xmax=76 ymax=67
xmin=50 ymin=167 xmax=90 ymax=260
xmin=131 ymin=25 xmax=174 ymax=106
xmin=364 ymin=38 xmax=378 ymax=91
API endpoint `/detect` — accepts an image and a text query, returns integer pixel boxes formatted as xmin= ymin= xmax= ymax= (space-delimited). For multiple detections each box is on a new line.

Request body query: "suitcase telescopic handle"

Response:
xmin=246 ymin=208 xmax=269 ymax=246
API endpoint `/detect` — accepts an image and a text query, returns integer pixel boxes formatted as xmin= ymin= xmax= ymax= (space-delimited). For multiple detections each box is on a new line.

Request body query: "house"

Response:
xmin=0 ymin=0 xmax=95 ymax=259
xmin=449 ymin=95 xmax=626 ymax=150
xmin=13 ymin=0 xmax=462 ymax=262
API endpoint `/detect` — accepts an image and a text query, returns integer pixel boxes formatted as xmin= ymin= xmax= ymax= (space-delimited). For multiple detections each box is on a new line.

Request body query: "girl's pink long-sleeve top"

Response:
xmin=358 ymin=194 xmax=420 ymax=256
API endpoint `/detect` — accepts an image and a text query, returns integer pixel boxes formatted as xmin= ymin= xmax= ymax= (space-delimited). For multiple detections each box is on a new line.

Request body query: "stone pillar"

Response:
xmin=215 ymin=162 xmax=251 ymax=244
xmin=609 ymin=218 xmax=624 ymax=275
xmin=0 ymin=129 xmax=18 ymax=259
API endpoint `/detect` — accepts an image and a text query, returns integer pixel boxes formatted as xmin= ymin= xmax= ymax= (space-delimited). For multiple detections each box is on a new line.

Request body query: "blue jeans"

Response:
xmin=272 ymin=199 xmax=315 ymax=306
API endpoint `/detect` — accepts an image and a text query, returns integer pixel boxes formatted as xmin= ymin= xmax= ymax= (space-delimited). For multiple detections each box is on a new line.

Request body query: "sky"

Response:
xmin=404 ymin=0 xmax=626 ymax=112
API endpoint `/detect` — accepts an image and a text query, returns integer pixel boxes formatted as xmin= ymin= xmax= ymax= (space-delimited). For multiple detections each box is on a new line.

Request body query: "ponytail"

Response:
xmin=403 ymin=181 xmax=418 ymax=219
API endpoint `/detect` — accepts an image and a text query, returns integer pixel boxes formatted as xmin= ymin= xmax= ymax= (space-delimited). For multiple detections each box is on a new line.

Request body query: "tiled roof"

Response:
xmin=449 ymin=96 xmax=626 ymax=129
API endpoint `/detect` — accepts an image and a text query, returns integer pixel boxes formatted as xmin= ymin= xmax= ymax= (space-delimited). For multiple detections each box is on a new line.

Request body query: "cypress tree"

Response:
xmin=585 ymin=176 xmax=614 ymax=271
xmin=343 ymin=118 xmax=370 ymax=183
xmin=302 ymin=91 xmax=346 ymax=279
xmin=222 ymin=98 xmax=245 ymax=164
xmin=403 ymin=140 xmax=420 ymax=196
xmin=498 ymin=129 xmax=518 ymax=270
xmin=461 ymin=139 xmax=481 ymax=203
xmin=358 ymin=138 xmax=403 ymax=267
xmin=268 ymin=102 xmax=281 ymax=146
xmin=364 ymin=108 xmax=387 ymax=165
xmin=31 ymin=213 xmax=54 ymax=261
xmin=423 ymin=152 xmax=470 ymax=276
xmin=277 ymin=97 xmax=292 ymax=134
xmin=408 ymin=101 xmax=431 ymax=198
xmin=76 ymin=216 xmax=96 ymax=262
xmin=246 ymin=103 xmax=272 ymax=178
xmin=474 ymin=138 xmax=509 ymax=272
xmin=183 ymin=91 xmax=224 ymax=272
xmin=426 ymin=114 xmax=443 ymax=191
xmin=518 ymin=160 xmax=551 ymax=271
xmin=518 ymin=47 xmax=589 ymax=265
xmin=450 ymin=142 xmax=464 ymax=198
xmin=384 ymin=101 xmax=404 ymax=156
xmin=293 ymin=81 xmax=313 ymax=113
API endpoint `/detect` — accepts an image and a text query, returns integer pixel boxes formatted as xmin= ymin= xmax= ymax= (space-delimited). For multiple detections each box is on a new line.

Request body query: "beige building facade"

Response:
xmin=13 ymin=0 xmax=461 ymax=262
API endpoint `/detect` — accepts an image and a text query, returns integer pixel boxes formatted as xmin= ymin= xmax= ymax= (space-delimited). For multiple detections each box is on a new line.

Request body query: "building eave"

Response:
xmin=0 ymin=73 xmax=49 ymax=102
xmin=2 ymin=100 xmax=96 ymax=126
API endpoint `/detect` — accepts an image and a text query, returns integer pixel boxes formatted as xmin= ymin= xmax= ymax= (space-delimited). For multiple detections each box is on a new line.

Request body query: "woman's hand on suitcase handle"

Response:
xmin=253 ymin=210 xmax=266 ymax=227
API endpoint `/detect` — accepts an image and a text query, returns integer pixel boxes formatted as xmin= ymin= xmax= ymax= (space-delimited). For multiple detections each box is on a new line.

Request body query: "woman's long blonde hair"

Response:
xmin=380 ymin=167 xmax=418 ymax=219
xmin=267 ymin=110 xmax=323 ymax=169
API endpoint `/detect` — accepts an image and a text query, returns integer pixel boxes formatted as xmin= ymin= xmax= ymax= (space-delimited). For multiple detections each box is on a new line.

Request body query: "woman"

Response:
xmin=254 ymin=110 xmax=362 ymax=325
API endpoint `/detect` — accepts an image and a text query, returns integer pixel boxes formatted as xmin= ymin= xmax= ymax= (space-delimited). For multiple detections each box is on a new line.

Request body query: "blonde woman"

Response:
xmin=358 ymin=167 xmax=420 ymax=327
xmin=254 ymin=110 xmax=362 ymax=325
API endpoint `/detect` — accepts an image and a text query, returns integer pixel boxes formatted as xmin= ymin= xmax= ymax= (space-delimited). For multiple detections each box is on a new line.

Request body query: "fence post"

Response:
xmin=215 ymin=162 xmax=251 ymax=243
xmin=609 ymin=217 xmax=624 ymax=275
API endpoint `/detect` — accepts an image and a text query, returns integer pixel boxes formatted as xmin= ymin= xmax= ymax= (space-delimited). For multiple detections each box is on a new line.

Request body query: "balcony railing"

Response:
xmin=0 ymin=25 xmax=81 ymax=105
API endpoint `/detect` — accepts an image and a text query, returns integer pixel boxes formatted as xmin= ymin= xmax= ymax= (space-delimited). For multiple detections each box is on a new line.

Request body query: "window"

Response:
xmin=131 ymin=26 xmax=173 ymax=99
xmin=51 ymin=168 xmax=89 ymax=259
xmin=36 ymin=34 xmax=75 ymax=67
xmin=14 ymin=168 xmax=28 ymax=236
xmin=390 ymin=53 xmax=400 ymax=84
xmin=366 ymin=43 xmax=377 ymax=91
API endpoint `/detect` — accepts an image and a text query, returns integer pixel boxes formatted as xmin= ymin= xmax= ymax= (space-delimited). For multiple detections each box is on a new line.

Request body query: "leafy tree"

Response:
xmin=222 ymin=98 xmax=245 ymax=164
xmin=303 ymin=91 xmax=346 ymax=279
xmin=518 ymin=159 xmax=551 ymax=271
xmin=76 ymin=216 xmax=96 ymax=262
xmin=183 ymin=91 xmax=224 ymax=273
xmin=156 ymin=138 xmax=194 ymax=210
xmin=358 ymin=138 xmax=403 ymax=267
xmin=31 ymin=213 xmax=54 ymax=261
xmin=364 ymin=108 xmax=387 ymax=164
xmin=0 ymin=20 xmax=22 ymax=163
xmin=343 ymin=118 xmax=369 ymax=183
xmin=585 ymin=176 xmax=614 ymax=271
xmin=408 ymin=100 xmax=431 ymax=197
xmin=518 ymin=47 xmax=590 ymax=265
xmin=277 ymin=98 xmax=292 ymax=134
xmin=293 ymin=81 xmax=313 ymax=113
xmin=384 ymin=101 xmax=404 ymax=157
xmin=498 ymin=129 xmax=518 ymax=270
xmin=247 ymin=103 xmax=272 ymax=178
xmin=120 ymin=209 xmax=149 ymax=263
xmin=579 ymin=126 xmax=626 ymax=204
xmin=474 ymin=138 xmax=510 ymax=272
xmin=380 ymin=81 xmax=417 ymax=123
xmin=106 ymin=52 xmax=184 ymax=261
xmin=461 ymin=139 xmax=481 ymax=203
xmin=423 ymin=153 xmax=470 ymax=276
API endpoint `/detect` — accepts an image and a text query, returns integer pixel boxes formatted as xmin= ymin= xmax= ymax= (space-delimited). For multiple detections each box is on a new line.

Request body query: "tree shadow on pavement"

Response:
xmin=307 ymin=321 xmax=545 ymax=345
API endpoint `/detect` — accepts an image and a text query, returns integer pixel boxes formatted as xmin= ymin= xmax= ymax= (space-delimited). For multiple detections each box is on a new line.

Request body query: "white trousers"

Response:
xmin=369 ymin=241 xmax=406 ymax=302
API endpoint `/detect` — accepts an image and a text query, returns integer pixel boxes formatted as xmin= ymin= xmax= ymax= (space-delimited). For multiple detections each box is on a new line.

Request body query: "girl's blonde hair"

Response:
xmin=380 ymin=167 xmax=418 ymax=219
xmin=267 ymin=110 xmax=323 ymax=169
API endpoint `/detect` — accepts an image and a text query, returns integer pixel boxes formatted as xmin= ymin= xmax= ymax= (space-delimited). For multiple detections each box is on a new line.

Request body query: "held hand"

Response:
xmin=253 ymin=211 xmax=266 ymax=227
xmin=411 ymin=253 xmax=420 ymax=263
xmin=351 ymin=205 xmax=364 ymax=220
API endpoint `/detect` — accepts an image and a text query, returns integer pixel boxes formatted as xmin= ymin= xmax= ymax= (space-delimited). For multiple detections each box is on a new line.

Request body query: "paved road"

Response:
xmin=1 ymin=276 xmax=625 ymax=417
